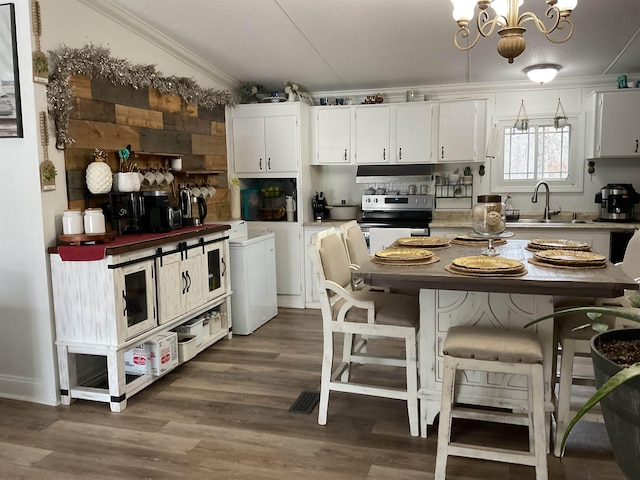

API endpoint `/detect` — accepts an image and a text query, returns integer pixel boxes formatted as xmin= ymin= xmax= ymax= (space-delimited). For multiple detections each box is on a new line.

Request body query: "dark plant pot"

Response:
xmin=591 ymin=328 xmax=640 ymax=480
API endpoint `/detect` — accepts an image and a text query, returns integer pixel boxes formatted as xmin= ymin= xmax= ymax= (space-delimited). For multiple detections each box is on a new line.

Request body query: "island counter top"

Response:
xmin=353 ymin=239 xmax=638 ymax=299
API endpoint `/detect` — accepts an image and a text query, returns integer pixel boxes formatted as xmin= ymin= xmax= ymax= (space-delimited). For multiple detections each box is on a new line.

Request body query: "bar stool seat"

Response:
xmin=435 ymin=326 xmax=548 ymax=480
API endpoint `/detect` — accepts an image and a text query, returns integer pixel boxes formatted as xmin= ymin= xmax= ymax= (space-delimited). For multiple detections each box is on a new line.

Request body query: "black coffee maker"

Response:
xmin=312 ymin=192 xmax=330 ymax=220
xmin=104 ymin=192 xmax=145 ymax=235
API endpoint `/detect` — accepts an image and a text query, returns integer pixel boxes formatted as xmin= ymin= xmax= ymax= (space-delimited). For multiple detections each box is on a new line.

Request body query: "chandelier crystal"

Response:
xmin=451 ymin=0 xmax=578 ymax=63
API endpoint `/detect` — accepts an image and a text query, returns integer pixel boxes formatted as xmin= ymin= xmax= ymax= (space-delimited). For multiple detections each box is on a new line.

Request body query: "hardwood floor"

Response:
xmin=0 ymin=308 xmax=626 ymax=479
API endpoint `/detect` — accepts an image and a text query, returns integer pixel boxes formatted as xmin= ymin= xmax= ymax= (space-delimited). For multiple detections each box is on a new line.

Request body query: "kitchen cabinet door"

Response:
xmin=595 ymin=91 xmax=640 ymax=158
xmin=232 ymin=116 xmax=266 ymax=173
xmin=433 ymin=100 xmax=485 ymax=163
xmin=232 ymin=113 xmax=298 ymax=174
xmin=248 ymin=222 xmax=302 ymax=297
xmin=201 ymin=238 xmax=229 ymax=303
xmin=264 ymin=115 xmax=298 ymax=172
xmin=156 ymin=251 xmax=184 ymax=325
xmin=355 ymin=105 xmax=391 ymax=164
xmin=313 ymin=107 xmax=352 ymax=164
xmin=156 ymin=248 xmax=205 ymax=324
xmin=395 ymin=103 xmax=432 ymax=163
xmin=112 ymin=258 xmax=157 ymax=340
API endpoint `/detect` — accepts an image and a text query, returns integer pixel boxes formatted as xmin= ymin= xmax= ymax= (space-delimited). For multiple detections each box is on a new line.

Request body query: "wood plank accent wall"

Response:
xmin=64 ymin=75 xmax=229 ymax=222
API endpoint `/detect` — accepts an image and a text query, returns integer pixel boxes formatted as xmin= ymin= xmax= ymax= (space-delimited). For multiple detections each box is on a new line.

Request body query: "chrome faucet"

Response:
xmin=531 ymin=181 xmax=559 ymax=221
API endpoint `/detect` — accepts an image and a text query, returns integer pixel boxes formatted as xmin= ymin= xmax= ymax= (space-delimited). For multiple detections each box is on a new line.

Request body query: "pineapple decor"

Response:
xmin=86 ymin=148 xmax=113 ymax=194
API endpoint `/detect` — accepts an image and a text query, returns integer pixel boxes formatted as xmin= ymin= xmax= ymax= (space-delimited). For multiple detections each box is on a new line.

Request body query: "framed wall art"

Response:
xmin=0 ymin=3 xmax=23 ymax=138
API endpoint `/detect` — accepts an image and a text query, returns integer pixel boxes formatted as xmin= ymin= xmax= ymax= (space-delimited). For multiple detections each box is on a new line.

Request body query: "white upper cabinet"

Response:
xmin=228 ymin=104 xmax=301 ymax=176
xmin=312 ymin=107 xmax=352 ymax=164
xmin=395 ymin=103 xmax=432 ymax=163
xmin=311 ymin=103 xmax=432 ymax=165
xmin=590 ymin=91 xmax=640 ymax=158
xmin=432 ymin=99 xmax=486 ymax=163
xmin=354 ymin=105 xmax=391 ymax=164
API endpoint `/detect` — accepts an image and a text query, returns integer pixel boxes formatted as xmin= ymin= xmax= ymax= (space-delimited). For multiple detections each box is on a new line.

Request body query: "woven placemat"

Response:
xmin=527 ymin=258 xmax=606 ymax=269
xmin=445 ymin=264 xmax=528 ymax=277
xmin=372 ymin=255 xmax=440 ymax=266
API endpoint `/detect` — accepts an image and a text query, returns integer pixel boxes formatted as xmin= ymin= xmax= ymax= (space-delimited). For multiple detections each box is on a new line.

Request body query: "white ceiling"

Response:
xmin=95 ymin=0 xmax=640 ymax=94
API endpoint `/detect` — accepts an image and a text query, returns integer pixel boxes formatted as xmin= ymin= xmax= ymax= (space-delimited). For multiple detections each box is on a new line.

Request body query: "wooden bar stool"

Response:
xmin=435 ymin=326 xmax=548 ymax=480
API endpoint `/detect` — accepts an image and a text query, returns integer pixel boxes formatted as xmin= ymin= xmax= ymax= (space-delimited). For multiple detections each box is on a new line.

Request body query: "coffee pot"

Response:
xmin=180 ymin=187 xmax=208 ymax=226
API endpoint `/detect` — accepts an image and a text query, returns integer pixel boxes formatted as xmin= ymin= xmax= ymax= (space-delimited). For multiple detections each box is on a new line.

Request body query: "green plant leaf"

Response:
xmin=559 ymin=362 xmax=640 ymax=455
xmin=525 ymin=306 xmax=640 ymax=329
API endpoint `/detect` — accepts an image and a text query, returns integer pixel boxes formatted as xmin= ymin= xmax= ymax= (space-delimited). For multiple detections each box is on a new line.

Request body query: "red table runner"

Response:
xmin=56 ymin=227 xmax=213 ymax=261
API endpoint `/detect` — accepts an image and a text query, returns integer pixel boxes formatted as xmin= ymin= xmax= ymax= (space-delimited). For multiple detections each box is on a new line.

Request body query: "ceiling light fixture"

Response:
xmin=451 ymin=0 xmax=578 ymax=63
xmin=524 ymin=63 xmax=561 ymax=84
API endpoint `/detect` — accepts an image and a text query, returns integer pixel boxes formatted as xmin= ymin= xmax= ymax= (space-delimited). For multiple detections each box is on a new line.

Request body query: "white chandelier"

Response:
xmin=451 ymin=0 xmax=578 ymax=63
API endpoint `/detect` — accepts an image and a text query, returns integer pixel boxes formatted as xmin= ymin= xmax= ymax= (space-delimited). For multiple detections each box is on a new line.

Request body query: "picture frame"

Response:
xmin=0 ymin=3 xmax=23 ymax=138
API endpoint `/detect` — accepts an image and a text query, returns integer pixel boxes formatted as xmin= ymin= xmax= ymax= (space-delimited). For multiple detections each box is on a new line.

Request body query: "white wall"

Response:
xmin=0 ymin=0 xmax=57 ymax=404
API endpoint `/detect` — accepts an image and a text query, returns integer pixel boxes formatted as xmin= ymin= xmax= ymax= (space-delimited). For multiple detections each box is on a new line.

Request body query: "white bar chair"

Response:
xmin=435 ymin=326 xmax=548 ymax=480
xmin=310 ymin=228 xmax=420 ymax=437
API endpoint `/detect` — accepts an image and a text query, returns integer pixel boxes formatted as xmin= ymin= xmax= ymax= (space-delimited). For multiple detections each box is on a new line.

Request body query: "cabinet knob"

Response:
xmin=636 ymin=139 xmax=638 ymax=154
xmin=441 ymin=146 xmax=445 ymax=159
xmin=344 ymin=149 xmax=347 ymax=161
xmin=383 ymin=148 xmax=386 ymax=161
xmin=259 ymin=158 xmax=263 ymax=170
xmin=268 ymin=157 xmax=271 ymax=170
xmin=399 ymin=147 xmax=402 ymax=160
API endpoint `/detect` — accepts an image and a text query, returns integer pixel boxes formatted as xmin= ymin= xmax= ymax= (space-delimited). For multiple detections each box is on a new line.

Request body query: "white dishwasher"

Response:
xmin=219 ymin=220 xmax=278 ymax=335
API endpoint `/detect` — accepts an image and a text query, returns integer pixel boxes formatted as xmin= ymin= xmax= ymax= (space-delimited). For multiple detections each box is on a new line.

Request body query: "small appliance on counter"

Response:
xmin=102 ymin=192 xmax=145 ymax=235
xmin=141 ymin=190 xmax=175 ymax=233
xmin=595 ymin=183 xmax=640 ymax=221
xmin=180 ymin=186 xmax=207 ymax=226
xmin=312 ymin=192 xmax=330 ymax=220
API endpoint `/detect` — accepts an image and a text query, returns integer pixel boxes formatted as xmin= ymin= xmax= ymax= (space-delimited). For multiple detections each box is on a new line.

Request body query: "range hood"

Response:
xmin=355 ymin=165 xmax=433 ymax=184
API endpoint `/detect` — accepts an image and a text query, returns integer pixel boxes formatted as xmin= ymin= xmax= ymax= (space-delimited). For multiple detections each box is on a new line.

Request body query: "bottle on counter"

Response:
xmin=83 ymin=208 xmax=106 ymax=234
xmin=62 ymin=210 xmax=84 ymax=235
xmin=504 ymin=193 xmax=513 ymax=212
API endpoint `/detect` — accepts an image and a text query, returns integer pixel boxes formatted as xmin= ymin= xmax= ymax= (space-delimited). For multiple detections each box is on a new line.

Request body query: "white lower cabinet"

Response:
xmin=248 ymin=221 xmax=304 ymax=308
xmin=50 ymin=228 xmax=232 ymax=412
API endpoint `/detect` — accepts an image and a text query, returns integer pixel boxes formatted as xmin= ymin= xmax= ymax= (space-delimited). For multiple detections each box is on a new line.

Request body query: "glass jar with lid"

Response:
xmin=83 ymin=208 xmax=106 ymax=234
xmin=62 ymin=210 xmax=84 ymax=235
xmin=472 ymin=195 xmax=506 ymax=236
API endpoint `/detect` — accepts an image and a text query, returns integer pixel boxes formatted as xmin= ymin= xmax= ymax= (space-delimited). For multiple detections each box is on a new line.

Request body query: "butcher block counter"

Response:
xmin=49 ymin=224 xmax=232 ymax=412
xmin=353 ymin=239 xmax=638 ymax=438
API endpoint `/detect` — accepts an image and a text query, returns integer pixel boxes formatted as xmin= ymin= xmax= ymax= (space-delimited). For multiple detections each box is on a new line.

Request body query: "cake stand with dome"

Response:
xmin=470 ymin=194 xmax=514 ymax=256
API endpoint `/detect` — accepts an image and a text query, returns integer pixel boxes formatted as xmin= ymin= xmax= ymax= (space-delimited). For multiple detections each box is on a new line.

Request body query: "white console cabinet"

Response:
xmin=50 ymin=227 xmax=232 ymax=412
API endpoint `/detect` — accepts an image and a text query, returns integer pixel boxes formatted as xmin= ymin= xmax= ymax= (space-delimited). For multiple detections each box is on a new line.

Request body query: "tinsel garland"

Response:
xmin=47 ymin=44 xmax=235 ymax=149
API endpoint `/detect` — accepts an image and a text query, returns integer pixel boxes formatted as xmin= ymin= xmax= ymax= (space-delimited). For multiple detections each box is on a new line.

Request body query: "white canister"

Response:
xmin=62 ymin=210 xmax=84 ymax=235
xmin=83 ymin=208 xmax=106 ymax=234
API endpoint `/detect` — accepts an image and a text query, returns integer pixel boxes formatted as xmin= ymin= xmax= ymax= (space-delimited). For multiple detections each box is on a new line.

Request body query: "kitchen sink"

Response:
xmin=506 ymin=219 xmax=589 ymax=226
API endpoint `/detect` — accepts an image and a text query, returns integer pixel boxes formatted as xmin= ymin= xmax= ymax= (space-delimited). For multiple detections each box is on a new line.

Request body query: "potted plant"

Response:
xmin=526 ymin=297 xmax=640 ymax=479
xmin=553 ymin=115 xmax=569 ymax=129
xmin=553 ymin=97 xmax=569 ymax=129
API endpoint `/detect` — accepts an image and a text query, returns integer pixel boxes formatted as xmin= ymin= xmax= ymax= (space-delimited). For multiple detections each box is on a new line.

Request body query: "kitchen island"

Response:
xmin=352 ymin=239 xmax=638 ymax=438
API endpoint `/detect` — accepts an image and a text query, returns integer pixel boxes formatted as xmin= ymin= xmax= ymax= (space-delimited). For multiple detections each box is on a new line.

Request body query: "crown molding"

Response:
xmin=311 ymin=74 xmax=640 ymax=104
xmin=78 ymin=0 xmax=236 ymax=90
